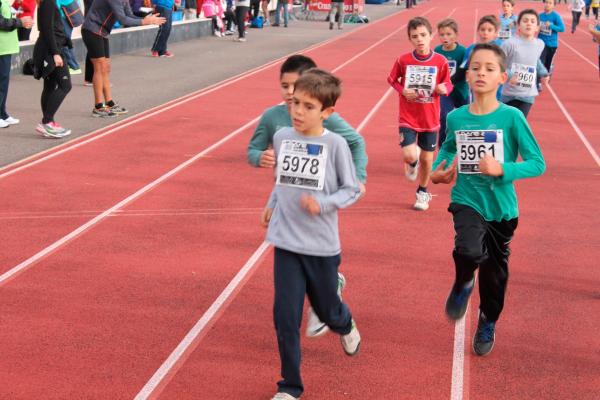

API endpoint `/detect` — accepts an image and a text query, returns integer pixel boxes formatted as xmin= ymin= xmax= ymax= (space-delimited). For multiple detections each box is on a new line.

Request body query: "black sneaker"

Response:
xmin=445 ymin=278 xmax=475 ymax=320
xmin=92 ymin=107 xmax=116 ymax=118
xmin=473 ymin=311 xmax=496 ymax=356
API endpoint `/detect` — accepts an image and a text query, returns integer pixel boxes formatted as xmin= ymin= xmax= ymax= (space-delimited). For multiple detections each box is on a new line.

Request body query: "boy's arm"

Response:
xmin=317 ymin=143 xmax=362 ymax=214
xmin=387 ymin=58 xmax=404 ymax=93
xmin=589 ymin=24 xmax=600 ymax=40
xmin=437 ymin=60 xmax=454 ymax=95
xmin=536 ymin=59 xmax=549 ymax=78
xmin=323 ymin=113 xmax=368 ymax=183
xmin=498 ymin=112 xmax=546 ymax=183
xmin=247 ymin=111 xmax=274 ymax=167
xmin=550 ymin=14 xmax=565 ymax=32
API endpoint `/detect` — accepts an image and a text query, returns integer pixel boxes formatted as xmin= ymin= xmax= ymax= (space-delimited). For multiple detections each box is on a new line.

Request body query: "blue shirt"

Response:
xmin=538 ymin=11 xmax=565 ymax=48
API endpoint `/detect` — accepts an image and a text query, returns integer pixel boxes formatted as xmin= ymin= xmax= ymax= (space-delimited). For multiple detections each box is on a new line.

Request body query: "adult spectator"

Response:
xmin=0 ymin=0 xmax=32 ymax=128
xmin=328 ymin=0 xmax=344 ymax=30
xmin=12 ymin=0 xmax=36 ymax=40
xmin=151 ymin=0 xmax=174 ymax=57
xmin=81 ymin=0 xmax=165 ymax=117
xmin=234 ymin=0 xmax=249 ymax=41
xmin=273 ymin=0 xmax=288 ymax=27
xmin=83 ymin=0 xmax=94 ymax=86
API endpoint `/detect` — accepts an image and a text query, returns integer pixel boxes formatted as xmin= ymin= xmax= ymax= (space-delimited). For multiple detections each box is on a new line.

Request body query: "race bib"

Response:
xmin=539 ymin=23 xmax=552 ymax=36
xmin=456 ymin=130 xmax=504 ymax=174
xmin=448 ymin=60 xmax=457 ymax=77
xmin=276 ymin=140 xmax=328 ymax=190
xmin=405 ymin=65 xmax=437 ymax=102
xmin=498 ymin=29 xmax=511 ymax=39
xmin=511 ymin=63 xmax=536 ymax=88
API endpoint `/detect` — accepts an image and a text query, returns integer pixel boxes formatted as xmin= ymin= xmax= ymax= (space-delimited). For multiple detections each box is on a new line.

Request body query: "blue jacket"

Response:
xmin=152 ymin=0 xmax=174 ymax=9
xmin=539 ymin=11 xmax=564 ymax=48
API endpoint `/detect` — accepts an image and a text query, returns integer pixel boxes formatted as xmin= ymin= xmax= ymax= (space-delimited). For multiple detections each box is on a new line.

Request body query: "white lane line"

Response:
xmin=0 ymin=7 xmax=409 ymax=179
xmin=133 ymin=241 xmax=271 ymax=400
xmin=559 ymin=38 xmax=599 ymax=70
xmin=546 ymin=83 xmax=600 ymax=167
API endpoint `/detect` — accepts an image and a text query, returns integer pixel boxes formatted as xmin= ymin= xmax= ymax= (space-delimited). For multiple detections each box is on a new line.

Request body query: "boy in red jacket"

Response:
xmin=387 ymin=17 xmax=452 ymax=211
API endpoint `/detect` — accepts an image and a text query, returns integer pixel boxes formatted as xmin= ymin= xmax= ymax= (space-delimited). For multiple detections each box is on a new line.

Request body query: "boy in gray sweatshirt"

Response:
xmin=261 ymin=69 xmax=362 ymax=400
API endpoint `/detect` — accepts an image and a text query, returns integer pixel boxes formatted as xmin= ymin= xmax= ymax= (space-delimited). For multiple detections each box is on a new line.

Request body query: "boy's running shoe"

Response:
xmin=473 ymin=311 xmax=496 ymax=356
xmin=36 ymin=122 xmax=71 ymax=138
xmin=305 ymin=273 xmax=346 ymax=337
xmin=445 ymin=277 xmax=475 ymax=320
xmin=414 ymin=190 xmax=432 ymax=211
xmin=92 ymin=107 xmax=116 ymax=118
xmin=271 ymin=393 xmax=299 ymax=400
xmin=108 ymin=104 xmax=128 ymax=115
xmin=340 ymin=319 xmax=361 ymax=356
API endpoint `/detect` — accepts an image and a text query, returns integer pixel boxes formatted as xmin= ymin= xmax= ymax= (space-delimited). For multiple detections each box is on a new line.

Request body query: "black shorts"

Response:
xmin=399 ymin=127 xmax=437 ymax=152
xmin=82 ymin=29 xmax=110 ymax=59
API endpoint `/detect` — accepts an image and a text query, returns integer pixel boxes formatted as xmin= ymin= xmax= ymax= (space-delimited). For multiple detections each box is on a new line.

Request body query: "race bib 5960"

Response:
xmin=511 ymin=63 xmax=536 ymax=88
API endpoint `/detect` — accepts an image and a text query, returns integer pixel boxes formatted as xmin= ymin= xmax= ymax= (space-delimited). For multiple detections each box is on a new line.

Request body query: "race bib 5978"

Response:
xmin=276 ymin=140 xmax=328 ymax=190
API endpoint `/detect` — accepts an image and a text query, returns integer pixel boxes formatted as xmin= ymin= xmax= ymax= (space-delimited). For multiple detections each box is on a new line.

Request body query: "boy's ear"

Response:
xmin=500 ymin=71 xmax=508 ymax=84
xmin=321 ymin=106 xmax=335 ymax=120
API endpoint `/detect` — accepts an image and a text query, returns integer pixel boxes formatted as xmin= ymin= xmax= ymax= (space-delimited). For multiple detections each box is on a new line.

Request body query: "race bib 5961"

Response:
xmin=456 ymin=130 xmax=504 ymax=174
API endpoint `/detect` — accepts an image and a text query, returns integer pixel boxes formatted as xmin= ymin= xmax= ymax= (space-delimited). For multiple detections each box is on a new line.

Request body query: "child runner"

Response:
xmin=570 ymin=0 xmax=586 ymax=33
xmin=592 ymin=0 xmax=599 ymax=19
xmin=247 ymin=54 xmax=367 ymax=338
xmin=499 ymin=0 xmax=518 ymax=42
xmin=590 ymin=22 xmax=600 ymax=76
xmin=501 ymin=9 xmax=549 ymax=118
xmin=435 ymin=18 xmax=469 ymax=146
xmin=431 ymin=43 xmax=546 ymax=356
xmin=538 ymin=0 xmax=565 ymax=85
xmin=387 ymin=17 xmax=453 ymax=211
xmin=261 ymin=69 xmax=362 ymax=400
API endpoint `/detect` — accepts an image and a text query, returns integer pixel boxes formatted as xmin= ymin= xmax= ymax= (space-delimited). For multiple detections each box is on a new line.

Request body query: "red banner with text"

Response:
xmin=307 ymin=0 xmax=364 ymax=14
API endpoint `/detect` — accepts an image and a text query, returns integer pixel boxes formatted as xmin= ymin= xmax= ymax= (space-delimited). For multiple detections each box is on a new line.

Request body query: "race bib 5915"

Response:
xmin=456 ymin=130 xmax=504 ymax=174
xmin=405 ymin=65 xmax=437 ymax=102
xmin=276 ymin=140 xmax=328 ymax=190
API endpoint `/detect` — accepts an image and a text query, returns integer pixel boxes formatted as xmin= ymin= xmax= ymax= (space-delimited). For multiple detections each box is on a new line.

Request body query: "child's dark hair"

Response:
xmin=280 ymin=55 xmax=317 ymax=77
xmin=407 ymin=17 xmax=433 ymax=38
xmin=467 ymin=43 xmax=507 ymax=72
xmin=518 ymin=8 xmax=539 ymax=24
xmin=477 ymin=15 xmax=500 ymax=31
xmin=293 ymin=69 xmax=342 ymax=109
xmin=502 ymin=0 xmax=515 ymax=6
xmin=437 ymin=18 xmax=459 ymax=33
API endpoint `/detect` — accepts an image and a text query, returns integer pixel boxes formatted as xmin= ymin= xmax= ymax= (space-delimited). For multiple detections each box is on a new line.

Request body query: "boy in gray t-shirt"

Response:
xmin=261 ymin=69 xmax=362 ymax=400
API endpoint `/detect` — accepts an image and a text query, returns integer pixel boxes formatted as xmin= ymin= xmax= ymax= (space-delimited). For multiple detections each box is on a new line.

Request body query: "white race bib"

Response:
xmin=540 ymin=23 xmax=552 ymax=36
xmin=276 ymin=140 xmax=328 ymax=190
xmin=498 ymin=29 xmax=511 ymax=39
xmin=448 ymin=60 xmax=457 ymax=77
xmin=511 ymin=63 xmax=537 ymax=88
xmin=405 ymin=65 xmax=437 ymax=102
xmin=456 ymin=130 xmax=504 ymax=174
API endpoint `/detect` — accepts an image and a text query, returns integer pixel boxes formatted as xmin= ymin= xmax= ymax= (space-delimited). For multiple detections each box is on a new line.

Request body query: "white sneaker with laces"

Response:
xmin=271 ymin=392 xmax=299 ymax=400
xmin=340 ymin=320 xmax=361 ymax=356
xmin=4 ymin=116 xmax=19 ymax=125
xmin=414 ymin=190 xmax=432 ymax=211
xmin=0 ymin=119 xmax=8 ymax=128
xmin=305 ymin=273 xmax=346 ymax=338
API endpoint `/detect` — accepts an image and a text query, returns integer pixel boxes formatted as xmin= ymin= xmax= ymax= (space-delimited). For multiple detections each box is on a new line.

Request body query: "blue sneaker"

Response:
xmin=445 ymin=278 xmax=475 ymax=320
xmin=473 ymin=311 xmax=496 ymax=356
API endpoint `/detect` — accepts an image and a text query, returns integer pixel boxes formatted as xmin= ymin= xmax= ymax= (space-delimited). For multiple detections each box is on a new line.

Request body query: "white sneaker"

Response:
xmin=4 ymin=116 xmax=19 ymax=125
xmin=404 ymin=147 xmax=421 ymax=182
xmin=271 ymin=393 xmax=299 ymax=400
xmin=0 ymin=119 xmax=8 ymax=128
xmin=305 ymin=273 xmax=346 ymax=338
xmin=414 ymin=191 xmax=432 ymax=211
xmin=340 ymin=319 xmax=361 ymax=356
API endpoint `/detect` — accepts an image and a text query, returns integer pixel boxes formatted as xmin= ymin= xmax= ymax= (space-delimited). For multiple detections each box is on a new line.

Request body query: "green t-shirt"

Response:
xmin=247 ymin=104 xmax=368 ymax=183
xmin=432 ymin=103 xmax=545 ymax=222
xmin=0 ymin=0 xmax=19 ymax=56
xmin=435 ymin=44 xmax=469 ymax=104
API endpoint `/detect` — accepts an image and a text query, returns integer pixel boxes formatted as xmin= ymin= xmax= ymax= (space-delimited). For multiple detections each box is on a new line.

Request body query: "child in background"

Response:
xmin=499 ymin=0 xmax=518 ymax=42
xmin=431 ymin=43 xmax=545 ymax=357
xmin=435 ymin=18 xmax=469 ymax=146
xmin=538 ymin=0 xmax=564 ymax=84
xmin=570 ymin=0 xmax=586 ymax=33
xmin=12 ymin=0 xmax=36 ymax=41
xmin=592 ymin=0 xmax=599 ymax=19
xmin=590 ymin=23 xmax=600 ymax=76
xmin=387 ymin=17 xmax=453 ymax=211
xmin=501 ymin=9 xmax=549 ymax=118
xmin=199 ymin=0 xmax=224 ymax=36
xmin=261 ymin=69 xmax=362 ymax=400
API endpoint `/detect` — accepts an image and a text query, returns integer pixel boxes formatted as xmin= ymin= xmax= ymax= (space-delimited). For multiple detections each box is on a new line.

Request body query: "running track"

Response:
xmin=1 ymin=0 xmax=599 ymax=399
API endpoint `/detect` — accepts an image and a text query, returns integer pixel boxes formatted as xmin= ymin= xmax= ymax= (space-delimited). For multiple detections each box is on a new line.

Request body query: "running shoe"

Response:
xmin=271 ymin=393 xmax=299 ymax=400
xmin=4 ymin=116 xmax=20 ymax=125
xmin=305 ymin=273 xmax=346 ymax=337
xmin=340 ymin=319 xmax=361 ymax=356
xmin=445 ymin=277 xmax=475 ymax=320
xmin=473 ymin=311 xmax=496 ymax=356
xmin=234 ymin=37 xmax=247 ymax=42
xmin=160 ymin=51 xmax=174 ymax=58
xmin=414 ymin=190 xmax=432 ymax=211
xmin=69 ymin=68 xmax=82 ymax=75
xmin=36 ymin=122 xmax=71 ymax=138
xmin=151 ymin=51 xmax=159 ymax=57
xmin=83 ymin=81 xmax=93 ymax=87
xmin=224 ymin=29 xmax=235 ymax=35
xmin=92 ymin=107 xmax=116 ymax=118
xmin=0 ymin=119 xmax=9 ymax=128
xmin=108 ymin=104 xmax=128 ymax=115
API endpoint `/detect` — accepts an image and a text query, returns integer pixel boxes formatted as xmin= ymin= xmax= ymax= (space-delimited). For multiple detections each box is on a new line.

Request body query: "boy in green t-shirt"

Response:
xmin=435 ymin=18 xmax=469 ymax=146
xmin=431 ymin=43 xmax=546 ymax=356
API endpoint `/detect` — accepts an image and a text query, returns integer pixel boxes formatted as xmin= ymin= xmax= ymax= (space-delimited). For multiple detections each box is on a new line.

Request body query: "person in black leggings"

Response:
xmin=33 ymin=0 xmax=72 ymax=138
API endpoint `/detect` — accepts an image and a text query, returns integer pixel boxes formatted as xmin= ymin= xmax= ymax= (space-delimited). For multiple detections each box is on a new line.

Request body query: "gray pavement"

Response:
xmin=0 ymin=3 xmax=404 ymax=167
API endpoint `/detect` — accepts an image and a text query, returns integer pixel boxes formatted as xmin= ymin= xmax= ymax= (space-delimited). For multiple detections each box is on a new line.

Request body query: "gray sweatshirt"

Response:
xmin=266 ymin=127 xmax=361 ymax=257
xmin=501 ymin=36 xmax=546 ymax=99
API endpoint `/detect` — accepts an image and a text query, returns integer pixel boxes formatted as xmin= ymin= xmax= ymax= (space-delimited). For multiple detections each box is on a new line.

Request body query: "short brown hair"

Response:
xmin=468 ymin=43 xmax=507 ymax=72
xmin=437 ymin=18 xmax=458 ymax=33
xmin=408 ymin=17 xmax=433 ymax=38
xmin=293 ymin=69 xmax=342 ymax=109
xmin=502 ymin=0 xmax=515 ymax=6
xmin=518 ymin=8 xmax=539 ymax=24
xmin=478 ymin=15 xmax=500 ymax=31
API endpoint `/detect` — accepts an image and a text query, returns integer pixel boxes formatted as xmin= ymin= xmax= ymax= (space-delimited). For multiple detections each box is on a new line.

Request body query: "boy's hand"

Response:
xmin=20 ymin=16 xmax=33 ymax=29
xmin=431 ymin=160 xmax=456 ymax=184
xmin=402 ymin=88 xmax=417 ymax=101
xmin=479 ymin=154 xmax=503 ymax=176
xmin=259 ymin=149 xmax=276 ymax=168
xmin=260 ymin=207 xmax=273 ymax=227
xmin=359 ymin=182 xmax=366 ymax=197
xmin=300 ymin=194 xmax=320 ymax=215
xmin=435 ymin=83 xmax=448 ymax=95
xmin=540 ymin=76 xmax=550 ymax=86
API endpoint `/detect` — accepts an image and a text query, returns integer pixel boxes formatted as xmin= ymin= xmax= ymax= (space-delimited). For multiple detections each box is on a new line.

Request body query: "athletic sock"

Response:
xmin=95 ymin=103 xmax=104 ymax=109
xmin=105 ymin=100 xmax=115 ymax=107
xmin=417 ymin=186 xmax=427 ymax=193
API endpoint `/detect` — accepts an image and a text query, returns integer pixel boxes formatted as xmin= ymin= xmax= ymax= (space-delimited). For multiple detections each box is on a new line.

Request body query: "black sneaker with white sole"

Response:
xmin=473 ymin=311 xmax=496 ymax=356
